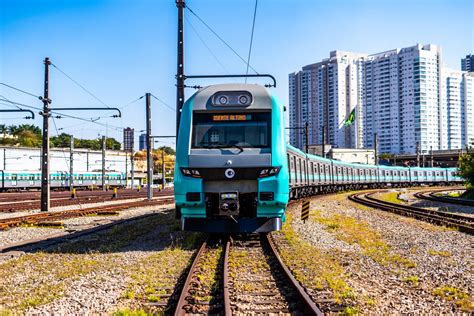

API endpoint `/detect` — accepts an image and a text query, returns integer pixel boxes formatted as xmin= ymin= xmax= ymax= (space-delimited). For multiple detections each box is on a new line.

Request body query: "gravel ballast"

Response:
xmin=282 ymin=191 xmax=473 ymax=313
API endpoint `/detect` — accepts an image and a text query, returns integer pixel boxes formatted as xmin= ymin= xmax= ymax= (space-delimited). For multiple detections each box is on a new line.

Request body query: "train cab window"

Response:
xmin=191 ymin=112 xmax=271 ymax=149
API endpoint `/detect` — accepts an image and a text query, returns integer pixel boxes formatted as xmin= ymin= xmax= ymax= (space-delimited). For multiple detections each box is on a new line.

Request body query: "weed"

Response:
xmin=402 ymin=276 xmax=419 ymax=287
xmin=310 ymin=210 xmax=415 ymax=268
xmin=428 ymin=250 xmax=452 ymax=257
xmin=432 ymin=286 xmax=473 ymax=311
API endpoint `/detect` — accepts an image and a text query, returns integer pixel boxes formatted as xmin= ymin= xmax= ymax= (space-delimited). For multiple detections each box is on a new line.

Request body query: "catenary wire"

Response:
xmin=150 ymin=94 xmax=176 ymax=112
xmin=50 ymin=62 xmax=111 ymax=108
xmin=245 ymin=0 xmax=258 ymax=82
xmin=119 ymin=95 xmax=145 ymax=110
xmin=186 ymin=5 xmax=259 ymax=74
xmin=185 ymin=16 xmax=229 ymax=74
xmin=0 ymin=83 xmax=42 ymax=99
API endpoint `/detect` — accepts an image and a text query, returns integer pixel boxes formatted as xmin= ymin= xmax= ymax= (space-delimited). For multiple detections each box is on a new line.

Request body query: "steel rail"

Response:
xmin=365 ymin=192 xmax=474 ymax=223
xmin=265 ymin=234 xmax=324 ymax=316
xmin=414 ymin=189 xmax=474 ymax=207
xmin=223 ymin=236 xmax=232 ymax=315
xmin=349 ymin=192 xmax=474 ymax=235
xmin=174 ymin=238 xmax=210 ymax=316
xmin=0 ymin=198 xmax=174 ymax=230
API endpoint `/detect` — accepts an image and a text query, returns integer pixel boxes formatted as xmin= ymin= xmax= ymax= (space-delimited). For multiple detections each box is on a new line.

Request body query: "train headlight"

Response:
xmin=212 ymin=91 xmax=252 ymax=106
xmin=259 ymin=167 xmax=281 ymax=178
xmin=238 ymin=95 xmax=249 ymax=105
xmin=181 ymin=168 xmax=201 ymax=178
xmin=218 ymin=95 xmax=229 ymax=105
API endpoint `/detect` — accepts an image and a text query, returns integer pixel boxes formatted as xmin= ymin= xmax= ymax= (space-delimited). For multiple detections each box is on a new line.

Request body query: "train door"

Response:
xmin=286 ymin=154 xmax=293 ymax=185
xmin=29 ymin=174 xmax=35 ymax=186
xmin=11 ymin=174 xmax=17 ymax=186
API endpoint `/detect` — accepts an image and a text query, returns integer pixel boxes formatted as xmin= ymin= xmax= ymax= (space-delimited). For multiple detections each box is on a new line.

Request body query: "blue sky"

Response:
xmin=1 ymin=0 xmax=473 ymax=148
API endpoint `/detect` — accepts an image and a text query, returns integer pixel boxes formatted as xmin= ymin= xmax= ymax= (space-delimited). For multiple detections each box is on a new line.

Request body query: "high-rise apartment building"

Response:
xmin=289 ymin=44 xmax=474 ymax=154
xmin=123 ymin=127 xmax=134 ymax=152
xmin=139 ymin=133 xmax=147 ymax=151
xmin=461 ymin=54 xmax=474 ymax=72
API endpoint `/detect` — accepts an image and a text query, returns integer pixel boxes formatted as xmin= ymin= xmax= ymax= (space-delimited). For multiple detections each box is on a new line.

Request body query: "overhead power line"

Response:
xmin=186 ymin=5 xmax=259 ymax=74
xmin=50 ymin=62 xmax=111 ymax=108
xmin=245 ymin=0 xmax=258 ymax=82
xmin=0 ymin=82 xmax=42 ymax=100
xmin=150 ymin=94 xmax=176 ymax=112
xmin=119 ymin=95 xmax=145 ymax=110
xmin=0 ymin=96 xmax=124 ymax=131
xmin=185 ymin=16 xmax=229 ymax=74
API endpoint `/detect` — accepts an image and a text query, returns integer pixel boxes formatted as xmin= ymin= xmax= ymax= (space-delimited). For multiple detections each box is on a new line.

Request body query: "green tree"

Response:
xmin=18 ymin=130 xmax=41 ymax=147
xmin=158 ymin=146 xmax=175 ymax=155
xmin=458 ymin=149 xmax=474 ymax=187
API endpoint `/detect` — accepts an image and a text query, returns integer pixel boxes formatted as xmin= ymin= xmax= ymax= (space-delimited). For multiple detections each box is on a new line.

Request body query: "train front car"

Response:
xmin=174 ymin=84 xmax=289 ymax=233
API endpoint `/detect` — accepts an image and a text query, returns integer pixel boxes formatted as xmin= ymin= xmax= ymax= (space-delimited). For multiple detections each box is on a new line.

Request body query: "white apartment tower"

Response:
xmin=289 ymin=44 xmax=473 ymax=154
xmin=289 ymin=51 xmax=366 ymax=151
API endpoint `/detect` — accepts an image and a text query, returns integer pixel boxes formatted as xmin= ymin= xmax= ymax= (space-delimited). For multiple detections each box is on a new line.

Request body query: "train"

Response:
xmin=173 ymin=83 xmax=463 ymax=233
xmin=0 ymin=170 xmax=126 ymax=191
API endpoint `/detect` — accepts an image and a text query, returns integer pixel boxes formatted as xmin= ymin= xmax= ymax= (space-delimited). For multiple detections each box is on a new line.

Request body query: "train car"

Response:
xmin=174 ymin=82 xmax=463 ymax=233
xmin=174 ymin=84 xmax=289 ymax=233
xmin=0 ymin=170 xmax=125 ymax=191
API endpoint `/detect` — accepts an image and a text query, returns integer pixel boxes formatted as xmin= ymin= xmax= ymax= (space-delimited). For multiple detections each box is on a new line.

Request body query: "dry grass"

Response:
xmin=117 ymin=233 xmax=201 ymax=314
xmin=432 ymin=286 xmax=473 ymax=312
xmin=0 ymin=253 xmax=100 ymax=310
xmin=278 ymin=212 xmax=355 ymax=305
xmin=310 ymin=210 xmax=416 ymax=268
xmin=378 ymin=192 xmax=403 ymax=204
xmin=427 ymin=250 xmax=452 ymax=257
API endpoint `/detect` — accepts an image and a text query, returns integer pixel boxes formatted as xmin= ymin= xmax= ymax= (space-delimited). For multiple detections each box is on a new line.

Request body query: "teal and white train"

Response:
xmin=174 ymin=83 xmax=462 ymax=233
xmin=0 ymin=170 xmax=125 ymax=191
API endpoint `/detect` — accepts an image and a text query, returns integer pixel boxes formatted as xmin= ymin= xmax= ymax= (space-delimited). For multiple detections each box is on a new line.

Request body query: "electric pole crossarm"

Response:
xmin=185 ymin=74 xmax=277 ymax=88
xmin=0 ymin=109 xmax=35 ymax=119
xmin=52 ymin=107 xmax=122 ymax=118
xmin=150 ymin=135 xmax=176 ymax=138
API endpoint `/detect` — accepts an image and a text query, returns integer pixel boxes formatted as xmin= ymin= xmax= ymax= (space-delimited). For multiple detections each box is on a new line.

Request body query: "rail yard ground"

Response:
xmin=0 ymin=187 xmax=472 ymax=314
xmin=283 ymin=190 xmax=473 ymax=313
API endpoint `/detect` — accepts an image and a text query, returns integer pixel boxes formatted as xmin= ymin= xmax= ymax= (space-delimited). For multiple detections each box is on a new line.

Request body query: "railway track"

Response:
xmin=349 ymin=191 xmax=474 ymax=235
xmin=174 ymin=234 xmax=323 ymax=315
xmin=0 ymin=196 xmax=174 ymax=230
xmin=0 ymin=189 xmax=172 ymax=212
xmin=414 ymin=188 xmax=474 ymax=207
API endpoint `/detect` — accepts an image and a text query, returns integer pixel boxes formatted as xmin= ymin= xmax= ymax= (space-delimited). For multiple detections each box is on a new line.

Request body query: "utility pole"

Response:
xmin=322 ymin=125 xmax=325 ymax=158
xmin=3 ymin=148 xmax=5 ymax=170
xmin=38 ymin=57 xmax=121 ymax=210
xmin=130 ymin=150 xmax=135 ymax=189
xmin=69 ymin=135 xmax=74 ymax=191
xmin=430 ymin=146 xmax=434 ymax=167
xmin=86 ymin=151 xmax=89 ymax=171
xmin=124 ymin=151 xmax=128 ymax=188
xmin=40 ymin=57 xmax=51 ymax=212
xmin=162 ymin=149 xmax=166 ymax=190
xmin=416 ymin=141 xmax=420 ymax=167
xmin=305 ymin=121 xmax=309 ymax=154
xmin=373 ymin=133 xmax=378 ymax=165
xmin=102 ymin=135 xmax=106 ymax=191
xmin=146 ymin=93 xmax=153 ymax=200
xmin=176 ymin=0 xmax=185 ymax=138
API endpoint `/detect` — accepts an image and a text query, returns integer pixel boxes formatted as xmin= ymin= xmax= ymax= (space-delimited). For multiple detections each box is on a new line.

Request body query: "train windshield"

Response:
xmin=191 ymin=112 xmax=271 ymax=149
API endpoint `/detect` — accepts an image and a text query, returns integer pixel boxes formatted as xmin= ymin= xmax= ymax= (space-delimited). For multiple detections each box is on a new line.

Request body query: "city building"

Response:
xmin=461 ymin=54 xmax=474 ymax=72
xmin=139 ymin=133 xmax=148 ymax=151
xmin=329 ymin=148 xmax=376 ymax=165
xmin=289 ymin=44 xmax=474 ymax=154
xmin=123 ymin=127 xmax=134 ymax=152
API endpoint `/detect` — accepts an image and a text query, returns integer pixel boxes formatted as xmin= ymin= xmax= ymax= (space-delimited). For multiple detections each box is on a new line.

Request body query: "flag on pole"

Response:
xmin=344 ymin=108 xmax=356 ymax=126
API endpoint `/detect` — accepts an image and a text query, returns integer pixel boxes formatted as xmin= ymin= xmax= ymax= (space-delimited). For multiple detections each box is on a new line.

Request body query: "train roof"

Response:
xmin=191 ymin=83 xmax=273 ymax=111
